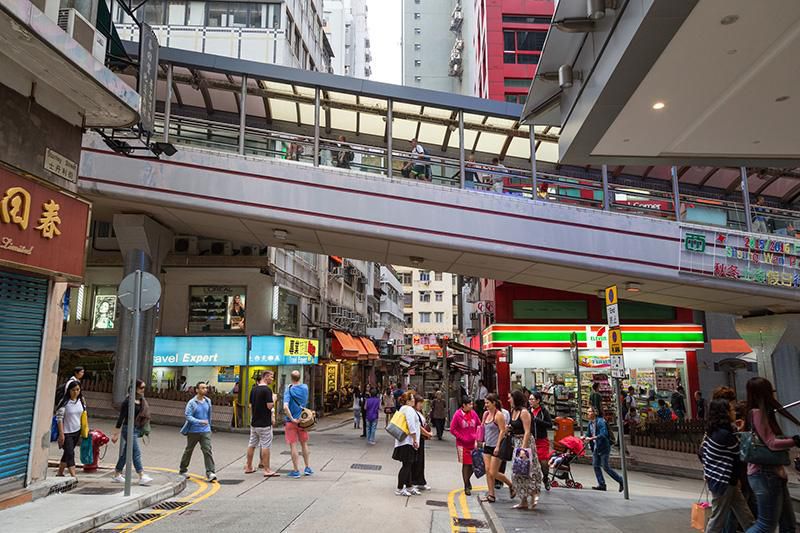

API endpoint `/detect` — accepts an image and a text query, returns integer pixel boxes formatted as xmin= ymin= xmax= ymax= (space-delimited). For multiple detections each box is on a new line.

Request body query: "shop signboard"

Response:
xmin=250 ymin=336 xmax=319 ymax=365
xmin=679 ymin=225 xmax=800 ymax=289
xmin=283 ymin=336 xmax=319 ymax=364
xmin=578 ymin=354 xmax=610 ymax=368
xmin=0 ymin=166 xmax=90 ymax=280
xmin=154 ymin=336 xmax=248 ymax=366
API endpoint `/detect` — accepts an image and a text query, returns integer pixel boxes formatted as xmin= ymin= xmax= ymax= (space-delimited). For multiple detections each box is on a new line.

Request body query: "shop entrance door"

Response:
xmin=0 ymin=271 xmax=48 ymax=491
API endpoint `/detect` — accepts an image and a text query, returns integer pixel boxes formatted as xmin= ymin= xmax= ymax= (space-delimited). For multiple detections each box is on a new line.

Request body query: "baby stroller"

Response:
xmin=548 ymin=435 xmax=586 ymax=489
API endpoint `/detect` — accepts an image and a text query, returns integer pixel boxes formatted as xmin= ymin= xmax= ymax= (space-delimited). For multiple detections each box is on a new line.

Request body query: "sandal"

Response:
xmin=480 ymin=495 xmax=496 ymax=503
xmin=509 ymin=486 xmax=517 ymax=499
xmin=512 ymin=501 xmax=528 ymax=510
xmin=244 ymin=469 xmax=257 ymax=474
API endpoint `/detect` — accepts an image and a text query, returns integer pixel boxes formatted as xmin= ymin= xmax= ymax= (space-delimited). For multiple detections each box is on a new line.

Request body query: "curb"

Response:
xmin=50 ymin=474 xmax=187 ymax=533
xmin=477 ymin=496 xmax=507 ymax=533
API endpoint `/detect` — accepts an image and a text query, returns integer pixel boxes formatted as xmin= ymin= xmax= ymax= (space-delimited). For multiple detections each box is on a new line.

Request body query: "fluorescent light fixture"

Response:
xmin=652 ymin=102 xmax=666 ymax=110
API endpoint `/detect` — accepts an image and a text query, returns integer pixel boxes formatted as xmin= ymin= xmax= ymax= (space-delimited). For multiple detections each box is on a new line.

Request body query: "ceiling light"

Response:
xmin=775 ymin=96 xmax=790 ymax=102
xmin=623 ymin=138 xmax=630 ymax=143
xmin=273 ymin=229 xmax=288 ymax=240
xmin=720 ymin=14 xmax=739 ymax=25
xmin=652 ymin=101 xmax=665 ymax=110
xmin=409 ymin=256 xmax=424 ymax=267
xmin=596 ymin=290 xmax=605 ymax=299
xmin=726 ymin=49 xmax=737 ymax=55
xmin=752 ymin=140 xmax=761 ymax=145
xmin=625 ymin=282 xmax=641 ymax=293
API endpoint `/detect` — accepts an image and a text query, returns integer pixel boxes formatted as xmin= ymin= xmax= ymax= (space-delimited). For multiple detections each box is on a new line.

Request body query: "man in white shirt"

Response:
xmin=476 ymin=379 xmax=489 ymax=417
xmin=402 ymin=138 xmax=429 ymax=180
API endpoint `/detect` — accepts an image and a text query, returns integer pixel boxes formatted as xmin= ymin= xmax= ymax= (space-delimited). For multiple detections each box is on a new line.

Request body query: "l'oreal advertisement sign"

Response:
xmin=154 ymin=336 xmax=248 ymax=366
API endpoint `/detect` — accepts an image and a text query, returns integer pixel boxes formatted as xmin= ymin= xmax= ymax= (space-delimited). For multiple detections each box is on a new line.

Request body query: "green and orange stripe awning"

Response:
xmin=482 ymin=324 xmax=704 ymax=350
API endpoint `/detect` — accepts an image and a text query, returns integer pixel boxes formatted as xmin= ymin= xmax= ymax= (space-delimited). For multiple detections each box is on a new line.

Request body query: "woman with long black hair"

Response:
xmin=55 ymin=380 xmax=85 ymax=478
xmin=111 ymin=379 xmax=153 ymax=486
xmin=744 ymin=377 xmax=800 ymax=533
xmin=529 ymin=392 xmax=553 ymax=490
xmin=392 ymin=392 xmax=420 ymax=496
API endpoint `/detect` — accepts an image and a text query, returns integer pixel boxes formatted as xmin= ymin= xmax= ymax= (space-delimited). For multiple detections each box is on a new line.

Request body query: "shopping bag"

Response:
xmin=386 ymin=410 xmax=409 ymax=440
xmin=80 ymin=437 xmax=93 ymax=465
xmin=512 ymin=447 xmax=533 ymax=476
xmin=80 ymin=410 xmax=89 ymax=439
xmin=471 ymin=449 xmax=486 ymax=478
xmin=50 ymin=416 xmax=59 ymax=442
xmin=691 ymin=484 xmax=711 ymax=531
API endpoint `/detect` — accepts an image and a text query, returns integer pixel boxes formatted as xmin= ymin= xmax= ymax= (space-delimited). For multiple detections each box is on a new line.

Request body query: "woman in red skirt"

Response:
xmin=450 ymin=396 xmax=480 ymax=495
xmin=529 ymin=392 xmax=554 ymax=490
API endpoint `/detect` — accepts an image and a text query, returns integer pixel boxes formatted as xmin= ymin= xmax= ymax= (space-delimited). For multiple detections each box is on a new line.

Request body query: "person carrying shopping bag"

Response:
xmin=509 ymin=390 xmax=542 ymax=510
xmin=450 ymin=396 xmax=480 ymax=495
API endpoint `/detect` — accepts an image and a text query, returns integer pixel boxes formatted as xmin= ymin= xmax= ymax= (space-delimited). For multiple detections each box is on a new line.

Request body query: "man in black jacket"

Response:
xmin=671 ymin=386 xmax=687 ymax=422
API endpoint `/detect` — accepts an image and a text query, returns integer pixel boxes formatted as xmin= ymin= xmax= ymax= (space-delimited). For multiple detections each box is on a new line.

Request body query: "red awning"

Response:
xmin=711 ymin=339 xmax=752 ymax=354
xmin=331 ymin=330 xmax=360 ymax=359
xmin=357 ymin=337 xmax=380 ymax=360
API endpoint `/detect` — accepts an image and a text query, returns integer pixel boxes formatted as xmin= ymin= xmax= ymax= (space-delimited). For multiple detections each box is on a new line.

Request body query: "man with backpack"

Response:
xmin=283 ymin=370 xmax=313 ymax=478
xmin=333 ymin=135 xmax=354 ymax=169
xmin=402 ymin=138 xmax=430 ymax=181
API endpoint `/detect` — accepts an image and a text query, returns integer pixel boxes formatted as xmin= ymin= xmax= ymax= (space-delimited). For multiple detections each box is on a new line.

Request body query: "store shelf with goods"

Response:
xmin=580 ymin=373 xmax=616 ymax=424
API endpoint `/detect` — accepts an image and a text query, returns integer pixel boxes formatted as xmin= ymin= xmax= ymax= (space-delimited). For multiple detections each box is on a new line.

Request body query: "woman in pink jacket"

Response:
xmin=451 ymin=396 xmax=481 ymax=495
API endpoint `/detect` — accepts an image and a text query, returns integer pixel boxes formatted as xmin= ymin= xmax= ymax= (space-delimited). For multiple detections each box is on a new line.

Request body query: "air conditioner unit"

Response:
xmin=58 ymin=8 xmax=107 ymax=62
xmin=173 ymin=235 xmax=198 ymax=255
xmin=209 ymin=241 xmax=233 ymax=256
xmin=239 ymin=245 xmax=261 ymax=257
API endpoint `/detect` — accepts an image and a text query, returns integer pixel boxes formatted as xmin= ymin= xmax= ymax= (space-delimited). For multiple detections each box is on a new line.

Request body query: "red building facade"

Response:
xmin=474 ymin=0 xmax=555 ymax=102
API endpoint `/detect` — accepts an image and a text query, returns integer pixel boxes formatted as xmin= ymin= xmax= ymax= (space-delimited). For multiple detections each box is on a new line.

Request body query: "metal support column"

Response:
xmin=386 ymin=99 xmax=393 ymax=177
xmin=163 ymin=64 xmax=172 ymax=143
xmin=670 ymin=166 xmax=682 ymax=221
xmin=601 ymin=164 xmax=611 ymax=210
xmin=741 ymin=167 xmax=753 ymax=232
xmin=238 ymin=75 xmax=247 ymax=155
xmin=124 ymin=270 xmax=143 ymax=497
xmin=458 ymin=110 xmax=465 ymax=189
xmin=530 ymin=125 xmax=538 ymax=199
xmin=313 ymin=87 xmax=320 ymax=167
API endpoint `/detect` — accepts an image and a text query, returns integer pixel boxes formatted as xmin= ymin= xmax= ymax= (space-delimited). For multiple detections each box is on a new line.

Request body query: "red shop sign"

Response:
xmin=0 ymin=166 xmax=90 ymax=280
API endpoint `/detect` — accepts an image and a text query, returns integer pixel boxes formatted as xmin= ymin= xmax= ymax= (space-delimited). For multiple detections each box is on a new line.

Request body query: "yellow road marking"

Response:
xmin=448 ymin=485 xmax=487 ymax=533
xmin=113 ymin=468 xmax=220 ymax=532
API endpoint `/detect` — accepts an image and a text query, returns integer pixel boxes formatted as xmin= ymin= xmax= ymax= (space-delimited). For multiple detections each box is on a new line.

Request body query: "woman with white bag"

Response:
xmin=390 ymin=392 xmax=420 ymax=497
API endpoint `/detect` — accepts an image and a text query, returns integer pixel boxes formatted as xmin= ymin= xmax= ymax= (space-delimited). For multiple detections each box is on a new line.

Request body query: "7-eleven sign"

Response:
xmin=586 ymin=325 xmax=608 ymax=348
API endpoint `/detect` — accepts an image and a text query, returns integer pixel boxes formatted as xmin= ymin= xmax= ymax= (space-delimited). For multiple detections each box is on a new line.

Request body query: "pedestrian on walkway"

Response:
xmin=509 ymin=389 xmax=541 ymax=510
xmin=245 ymin=371 xmax=278 ymax=477
xmin=412 ymin=394 xmax=433 ymax=491
xmin=365 ymin=388 xmax=381 ymax=444
xmin=529 ymin=392 xmax=553 ymax=490
xmin=744 ymin=377 xmax=800 ymax=533
xmin=283 ymin=370 xmax=313 ymax=478
xmin=361 ymin=388 xmax=368 ymax=438
xmin=657 ymin=399 xmax=673 ymax=421
xmin=584 ymin=406 xmax=623 ymax=493
xmin=590 ymin=382 xmax=604 ymax=417
xmin=179 ymin=382 xmax=217 ymax=481
xmin=476 ymin=379 xmax=489 ymax=418
xmin=382 ymin=388 xmax=394 ymax=428
xmin=352 ymin=386 xmax=362 ymax=430
xmin=481 ymin=393 xmax=513 ymax=503
xmin=450 ymin=396 xmax=481 ymax=495
xmin=701 ymin=399 xmax=754 ymax=532
xmin=111 ymin=379 xmax=153 ymax=486
xmin=431 ymin=390 xmax=447 ymax=440
xmin=392 ymin=391 xmax=420 ymax=496
xmin=55 ymin=380 xmax=85 ymax=478
xmin=55 ymin=366 xmax=84 ymax=408
xmin=672 ymin=386 xmax=687 ymax=421
xmin=695 ymin=390 xmax=707 ymax=420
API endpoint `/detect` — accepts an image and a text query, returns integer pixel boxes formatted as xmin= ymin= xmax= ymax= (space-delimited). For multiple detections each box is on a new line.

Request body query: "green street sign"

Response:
xmin=685 ymin=233 xmax=706 ymax=253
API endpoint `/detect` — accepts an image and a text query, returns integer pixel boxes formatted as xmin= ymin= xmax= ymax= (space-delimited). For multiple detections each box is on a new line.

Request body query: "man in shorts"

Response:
xmin=245 ymin=371 xmax=277 ymax=477
xmin=283 ymin=370 xmax=313 ymax=478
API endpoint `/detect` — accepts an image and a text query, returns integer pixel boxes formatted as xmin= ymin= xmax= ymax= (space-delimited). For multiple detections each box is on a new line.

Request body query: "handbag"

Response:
xmin=497 ymin=432 xmax=514 ymax=462
xmin=739 ymin=413 xmax=791 ymax=466
xmin=690 ymin=484 xmax=711 ymax=530
xmin=50 ymin=416 xmax=59 ymax=442
xmin=386 ymin=410 xmax=410 ymax=440
xmin=80 ymin=409 xmax=89 ymax=439
xmin=512 ymin=447 xmax=533 ymax=476
xmin=471 ymin=449 xmax=486 ymax=478
xmin=80 ymin=437 xmax=93 ymax=465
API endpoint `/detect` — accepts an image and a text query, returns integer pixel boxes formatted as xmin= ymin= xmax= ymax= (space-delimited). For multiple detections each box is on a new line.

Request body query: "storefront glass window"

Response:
xmin=274 ymin=287 xmax=300 ymax=335
xmin=91 ymin=286 xmax=119 ymax=332
xmin=188 ymin=286 xmax=247 ymax=332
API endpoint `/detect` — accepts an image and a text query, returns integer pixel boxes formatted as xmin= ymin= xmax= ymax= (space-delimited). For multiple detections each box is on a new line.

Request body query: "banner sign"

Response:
xmin=483 ymin=324 xmax=704 ymax=350
xmin=154 ymin=336 xmax=248 ymax=366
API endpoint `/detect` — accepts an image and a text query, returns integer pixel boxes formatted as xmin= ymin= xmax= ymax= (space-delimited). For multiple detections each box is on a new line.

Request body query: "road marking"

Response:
xmin=111 ymin=468 xmax=220 ymax=532
xmin=448 ymin=485 xmax=487 ymax=533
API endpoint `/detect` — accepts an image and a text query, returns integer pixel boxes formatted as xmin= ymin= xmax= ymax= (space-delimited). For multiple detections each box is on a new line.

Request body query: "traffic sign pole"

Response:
xmin=124 ymin=270 xmax=142 ymax=497
xmin=614 ymin=377 xmax=630 ymax=500
xmin=605 ymin=285 xmax=629 ymax=500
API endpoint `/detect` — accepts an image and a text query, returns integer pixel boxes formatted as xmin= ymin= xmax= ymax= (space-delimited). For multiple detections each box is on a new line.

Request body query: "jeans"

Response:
xmin=353 ymin=409 xmax=361 ymax=428
xmin=747 ymin=470 xmax=794 ymax=533
xmin=706 ymin=484 xmax=754 ymax=533
xmin=366 ymin=420 xmax=378 ymax=443
xmin=180 ymin=432 xmax=216 ymax=475
xmin=592 ymin=451 xmax=623 ymax=488
xmin=115 ymin=426 xmax=143 ymax=474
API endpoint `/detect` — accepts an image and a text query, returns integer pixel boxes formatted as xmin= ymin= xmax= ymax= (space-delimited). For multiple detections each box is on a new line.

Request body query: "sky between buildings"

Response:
xmin=366 ymin=0 xmax=401 ymax=84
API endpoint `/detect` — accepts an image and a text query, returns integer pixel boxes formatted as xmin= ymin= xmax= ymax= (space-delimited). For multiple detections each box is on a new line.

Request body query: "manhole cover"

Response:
xmin=350 ymin=464 xmax=382 ymax=471
xmin=453 ymin=518 xmax=488 ymax=528
xmin=216 ymin=479 xmax=244 ymax=485
xmin=426 ymin=500 xmax=448 ymax=507
xmin=152 ymin=501 xmax=190 ymax=511
xmin=118 ymin=512 xmax=161 ymax=523
xmin=73 ymin=487 xmax=123 ymax=495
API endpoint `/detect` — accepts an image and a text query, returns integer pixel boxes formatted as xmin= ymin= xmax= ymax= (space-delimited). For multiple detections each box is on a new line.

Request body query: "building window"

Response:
xmin=401 ymin=272 xmax=412 ymax=285
xmin=414 ymin=43 xmax=421 ymax=50
xmin=505 ymin=94 xmax=527 ymax=105
xmin=453 ymin=314 xmax=459 ymax=326
xmin=414 ymin=12 xmax=421 ymax=19
xmin=434 ymin=312 xmax=444 ymax=323
xmin=419 ymin=271 xmax=430 ymax=282
xmin=503 ymin=30 xmax=546 ymax=63
xmin=404 ymin=333 xmax=413 ymax=345
xmin=502 ymin=15 xmax=552 ymax=24
xmin=434 ymin=272 xmax=443 ymax=281
xmin=414 ymin=76 xmax=422 ymax=82
xmin=419 ymin=312 xmax=431 ymax=323
xmin=414 ymin=59 xmax=422 ymax=67
xmin=504 ymin=78 xmax=533 ymax=88
xmin=435 ymin=291 xmax=444 ymax=302
xmin=452 ymin=294 xmax=458 ymax=306
xmin=142 ymin=0 xmax=166 ymax=24
xmin=414 ymin=27 xmax=421 ymax=34
xmin=404 ymin=313 xmax=413 ymax=327
xmin=274 ymin=287 xmax=300 ymax=335
xmin=189 ymin=286 xmax=247 ymax=333
xmin=419 ymin=291 xmax=431 ymax=303
xmin=404 ymin=292 xmax=413 ymax=306
xmin=186 ymin=1 xmax=204 ymax=25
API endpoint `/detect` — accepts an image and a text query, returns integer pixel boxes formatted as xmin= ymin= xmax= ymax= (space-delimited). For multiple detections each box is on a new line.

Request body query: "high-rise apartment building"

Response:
xmin=323 ymin=0 xmax=372 ymax=77
xmin=396 ymin=266 xmax=459 ymax=352
xmin=114 ymin=0 xmax=333 ymax=72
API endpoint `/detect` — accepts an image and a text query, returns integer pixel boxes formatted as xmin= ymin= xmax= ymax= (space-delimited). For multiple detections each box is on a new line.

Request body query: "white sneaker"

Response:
xmin=110 ymin=474 xmax=124 ymax=483
xmin=139 ymin=475 xmax=153 ymax=486
xmin=395 ymin=488 xmax=411 ymax=496
xmin=407 ymin=487 xmax=421 ymax=495
xmin=207 ymin=472 xmax=217 ymax=482
xmin=416 ymin=485 xmax=431 ymax=491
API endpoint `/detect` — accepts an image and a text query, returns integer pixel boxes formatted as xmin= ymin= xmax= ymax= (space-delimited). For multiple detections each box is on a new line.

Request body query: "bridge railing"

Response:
xmin=151 ymin=114 xmax=800 ymax=240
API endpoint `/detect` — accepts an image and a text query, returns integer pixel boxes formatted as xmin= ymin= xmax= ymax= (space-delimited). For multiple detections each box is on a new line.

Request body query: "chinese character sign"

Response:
xmin=283 ymin=337 xmax=319 ymax=364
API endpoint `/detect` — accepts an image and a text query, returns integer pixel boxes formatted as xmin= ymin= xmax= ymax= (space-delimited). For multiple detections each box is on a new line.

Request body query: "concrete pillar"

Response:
xmin=112 ymin=215 xmax=173 ymax=405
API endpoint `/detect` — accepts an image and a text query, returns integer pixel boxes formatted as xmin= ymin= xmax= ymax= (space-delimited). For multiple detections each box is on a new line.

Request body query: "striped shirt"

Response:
xmin=701 ymin=427 xmax=739 ymax=494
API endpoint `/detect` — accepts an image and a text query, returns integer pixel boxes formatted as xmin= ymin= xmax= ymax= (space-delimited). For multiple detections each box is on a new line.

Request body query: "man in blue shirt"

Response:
xmin=283 ymin=370 xmax=312 ymax=478
xmin=179 ymin=382 xmax=217 ymax=481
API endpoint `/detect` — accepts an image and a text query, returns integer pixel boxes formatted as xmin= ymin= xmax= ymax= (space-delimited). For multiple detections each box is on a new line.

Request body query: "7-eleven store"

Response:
xmin=483 ymin=324 xmax=705 ymax=416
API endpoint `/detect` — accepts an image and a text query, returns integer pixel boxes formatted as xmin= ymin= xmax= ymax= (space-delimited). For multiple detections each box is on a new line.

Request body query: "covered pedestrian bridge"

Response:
xmin=79 ymin=44 xmax=800 ymax=315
